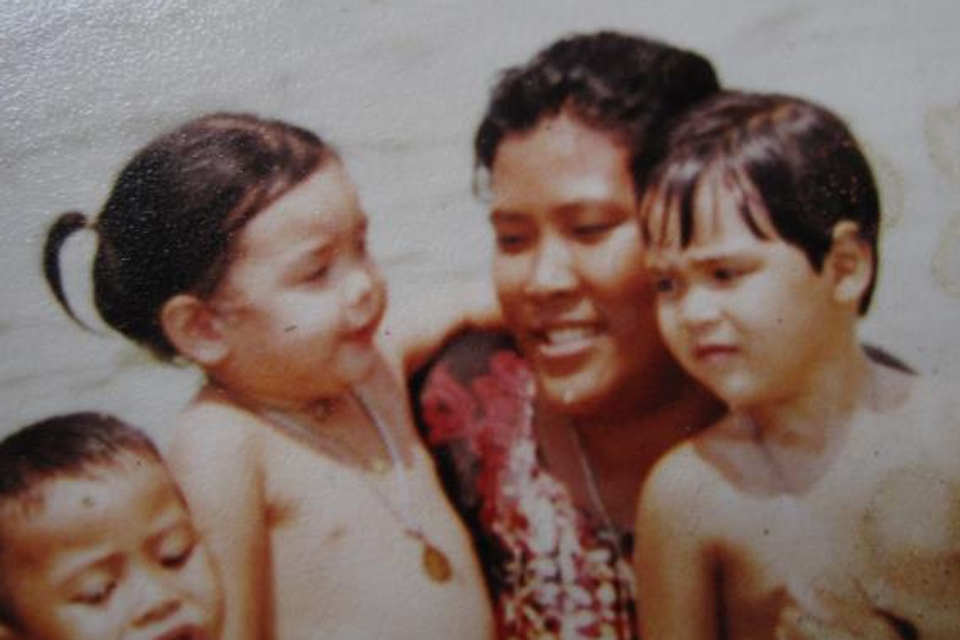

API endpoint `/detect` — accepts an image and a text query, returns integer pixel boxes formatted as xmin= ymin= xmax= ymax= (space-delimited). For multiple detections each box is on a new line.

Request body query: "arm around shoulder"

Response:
xmin=167 ymin=406 xmax=272 ymax=640
xmin=634 ymin=445 xmax=721 ymax=640
xmin=381 ymin=279 xmax=502 ymax=376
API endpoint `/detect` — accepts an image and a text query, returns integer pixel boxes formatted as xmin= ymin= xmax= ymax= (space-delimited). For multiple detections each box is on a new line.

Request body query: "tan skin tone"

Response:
xmin=162 ymin=163 xmax=494 ymax=640
xmin=636 ymin=181 xmax=960 ymax=639
xmin=0 ymin=457 xmax=222 ymax=640
xmin=488 ymin=110 xmax=721 ymax=535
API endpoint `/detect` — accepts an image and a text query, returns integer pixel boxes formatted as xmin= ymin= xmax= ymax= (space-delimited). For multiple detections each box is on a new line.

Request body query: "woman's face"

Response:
xmin=488 ymin=112 xmax=674 ymax=415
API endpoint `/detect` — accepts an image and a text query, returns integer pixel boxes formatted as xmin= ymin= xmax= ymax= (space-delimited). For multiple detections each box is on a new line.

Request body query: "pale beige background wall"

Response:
xmin=2 ymin=0 xmax=959 ymax=443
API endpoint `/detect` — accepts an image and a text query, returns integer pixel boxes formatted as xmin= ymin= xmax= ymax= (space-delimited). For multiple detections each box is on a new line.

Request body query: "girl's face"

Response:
xmin=488 ymin=113 xmax=676 ymax=415
xmin=0 ymin=458 xmax=221 ymax=640
xmin=209 ymin=162 xmax=387 ymax=405
xmin=646 ymin=179 xmax=838 ymax=409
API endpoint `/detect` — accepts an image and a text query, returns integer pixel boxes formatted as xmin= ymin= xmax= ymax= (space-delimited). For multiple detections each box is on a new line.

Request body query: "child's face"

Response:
xmin=646 ymin=181 xmax=840 ymax=409
xmin=210 ymin=162 xmax=387 ymax=403
xmin=0 ymin=457 xmax=221 ymax=640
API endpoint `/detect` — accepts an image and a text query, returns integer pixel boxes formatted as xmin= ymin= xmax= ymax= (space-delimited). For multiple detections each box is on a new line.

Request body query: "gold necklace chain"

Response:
xmin=567 ymin=422 xmax=627 ymax=548
xmin=251 ymin=391 xmax=453 ymax=583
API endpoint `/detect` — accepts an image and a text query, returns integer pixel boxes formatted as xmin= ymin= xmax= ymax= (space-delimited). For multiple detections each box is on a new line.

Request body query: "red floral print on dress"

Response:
xmin=419 ymin=346 xmax=637 ymax=639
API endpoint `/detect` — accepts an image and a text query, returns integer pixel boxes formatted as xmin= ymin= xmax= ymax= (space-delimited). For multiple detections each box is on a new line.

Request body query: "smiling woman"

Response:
xmin=489 ymin=112 xmax=662 ymax=416
xmin=411 ymin=31 xmax=724 ymax=638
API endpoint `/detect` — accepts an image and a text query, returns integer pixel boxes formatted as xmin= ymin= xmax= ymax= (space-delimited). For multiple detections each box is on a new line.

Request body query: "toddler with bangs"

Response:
xmin=42 ymin=113 xmax=494 ymax=639
xmin=0 ymin=412 xmax=222 ymax=640
xmin=633 ymin=92 xmax=960 ymax=639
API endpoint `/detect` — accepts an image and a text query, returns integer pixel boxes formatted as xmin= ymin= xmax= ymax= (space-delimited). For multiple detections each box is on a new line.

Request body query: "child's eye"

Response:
xmin=304 ymin=263 xmax=331 ymax=282
xmin=71 ymin=578 xmax=117 ymax=607
xmin=494 ymin=232 xmax=531 ymax=253
xmin=572 ymin=221 xmax=617 ymax=241
xmin=711 ymin=266 xmax=743 ymax=283
xmin=157 ymin=528 xmax=195 ymax=569
xmin=160 ymin=544 xmax=194 ymax=569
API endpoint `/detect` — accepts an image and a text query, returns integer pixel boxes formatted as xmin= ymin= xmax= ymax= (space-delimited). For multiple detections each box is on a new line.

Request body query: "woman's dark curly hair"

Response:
xmin=474 ymin=30 xmax=720 ymax=187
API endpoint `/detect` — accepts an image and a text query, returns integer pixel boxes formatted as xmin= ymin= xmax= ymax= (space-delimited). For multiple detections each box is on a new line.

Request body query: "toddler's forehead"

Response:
xmin=4 ymin=457 xmax=174 ymax=531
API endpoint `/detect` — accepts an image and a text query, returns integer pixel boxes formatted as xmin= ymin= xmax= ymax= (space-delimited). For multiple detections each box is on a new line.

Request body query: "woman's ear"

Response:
xmin=826 ymin=220 xmax=873 ymax=308
xmin=160 ymin=294 xmax=231 ymax=366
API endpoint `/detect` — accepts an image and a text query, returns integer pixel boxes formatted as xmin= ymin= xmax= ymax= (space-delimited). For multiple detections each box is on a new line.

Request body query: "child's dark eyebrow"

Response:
xmin=690 ymin=253 xmax=747 ymax=266
xmin=554 ymin=200 xmax=628 ymax=217
xmin=489 ymin=210 xmax=527 ymax=224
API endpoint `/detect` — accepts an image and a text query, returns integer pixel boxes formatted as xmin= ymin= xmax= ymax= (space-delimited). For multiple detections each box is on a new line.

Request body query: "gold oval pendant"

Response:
xmin=422 ymin=543 xmax=452 ymax=582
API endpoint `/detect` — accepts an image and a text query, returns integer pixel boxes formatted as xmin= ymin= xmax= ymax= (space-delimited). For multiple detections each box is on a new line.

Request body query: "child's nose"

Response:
xmin=342 ymin=264 xmax=376 ymax=306
xmin=679 ymin=285 xmax=720 ymax=327
xmin=524 ymin=235 xmax=577 ymax=298
xmin=130 ymin=572 xmax=182 ymax=628
xmin=341 ymin=264 xmax=382 ymax=324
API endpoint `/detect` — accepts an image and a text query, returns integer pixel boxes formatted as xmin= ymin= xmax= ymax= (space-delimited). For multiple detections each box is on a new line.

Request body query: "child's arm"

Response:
xmin=167 ymin=410 xmax=270 ymax=640
xmin=635 ymin=447 xmax=720 ymax=640
xmin=380 ymin=278 xmax=502 ymax=375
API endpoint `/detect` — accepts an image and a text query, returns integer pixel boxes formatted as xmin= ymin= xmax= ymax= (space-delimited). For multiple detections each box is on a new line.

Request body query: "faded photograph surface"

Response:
xmin=1 ymin=1 xmax=959 ymax=638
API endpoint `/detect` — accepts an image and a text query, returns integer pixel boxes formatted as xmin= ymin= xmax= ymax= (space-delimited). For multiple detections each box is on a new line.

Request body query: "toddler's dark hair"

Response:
xmin=474 ymin=30 xmax=720 ymax=189
xmin=43 ymin=113 xmax=333 ymax=359
xmin=0 ymin=412 xmax=161 ymax=627
xmin=638 ymin=91 xmax=881 ymax=314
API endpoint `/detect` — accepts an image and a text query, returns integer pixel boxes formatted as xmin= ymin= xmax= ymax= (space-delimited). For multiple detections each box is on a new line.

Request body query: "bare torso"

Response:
xmin=260 ymin=419 xmax=493 ymax=639
xmin=639 ymin=367 xmax=960 ymax=639
xmin=170 ymin=359 xmax=494 ymax=640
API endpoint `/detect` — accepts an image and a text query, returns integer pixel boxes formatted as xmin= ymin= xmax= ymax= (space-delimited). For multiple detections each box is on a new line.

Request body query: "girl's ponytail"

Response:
xmin=42 ymin=211 xmax=94 ymax=331
xmin=40 ymin=113 xmax=330 ymax=360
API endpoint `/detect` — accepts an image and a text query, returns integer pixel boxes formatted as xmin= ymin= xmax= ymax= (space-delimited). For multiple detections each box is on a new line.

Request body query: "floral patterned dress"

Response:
xmin=411 ymin=330 xmax=638 ymax=639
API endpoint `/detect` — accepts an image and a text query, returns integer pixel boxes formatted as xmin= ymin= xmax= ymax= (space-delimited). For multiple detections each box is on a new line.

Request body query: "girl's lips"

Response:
xmin=346 ymin=321 xmax=378 ymax=343
xmin=344 ymin=306 xmax=386 ymax=343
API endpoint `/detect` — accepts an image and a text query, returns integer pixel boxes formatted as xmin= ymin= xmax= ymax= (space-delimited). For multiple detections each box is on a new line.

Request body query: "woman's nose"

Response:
xmin=524 ymin=235 xmax=577 ymax=297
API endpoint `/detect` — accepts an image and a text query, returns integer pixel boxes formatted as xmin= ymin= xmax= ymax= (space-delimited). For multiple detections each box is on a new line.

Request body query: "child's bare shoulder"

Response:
xmin=167 ymin=390 xmax=266 ymax=481
xmin=644 ymin=415 xmax=741 ymax=509
xmin=174 ymin=392 xmax=261 ymax=441
xmin=874 ymin=368 xmax=960 ymax=467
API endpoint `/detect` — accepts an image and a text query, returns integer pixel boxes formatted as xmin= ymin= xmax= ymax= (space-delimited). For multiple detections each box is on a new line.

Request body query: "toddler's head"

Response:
xmin=44 ymin=114 xmax=387 ymax=403
xmin=0 ymin=413 xmax=221 ymax=640
xmin=638 ymin=92 xmax=880 ymax=406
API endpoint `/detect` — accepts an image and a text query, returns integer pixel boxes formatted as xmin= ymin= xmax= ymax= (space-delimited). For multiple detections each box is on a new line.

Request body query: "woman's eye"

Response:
xmin=654 ymin=276 xmax=679 ymax=295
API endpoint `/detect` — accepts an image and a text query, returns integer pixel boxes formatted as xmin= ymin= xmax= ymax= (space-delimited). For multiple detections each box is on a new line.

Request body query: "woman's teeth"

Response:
xmin=543 ymin=326 xmax=597 ymax=345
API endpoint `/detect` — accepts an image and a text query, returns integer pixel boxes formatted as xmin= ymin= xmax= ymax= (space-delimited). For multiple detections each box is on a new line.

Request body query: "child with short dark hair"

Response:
xmin=634 ymin=92 xmax=960 ymax=639
xmin=0 ymin=412 xmax=222 ymax=640
xmin=42 ymin=113 xmax=494 ymax=639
